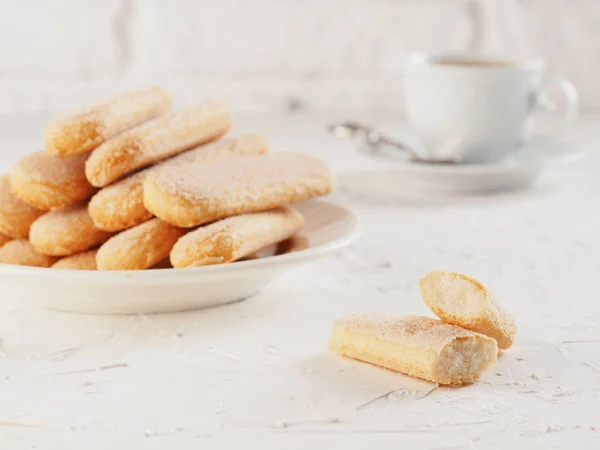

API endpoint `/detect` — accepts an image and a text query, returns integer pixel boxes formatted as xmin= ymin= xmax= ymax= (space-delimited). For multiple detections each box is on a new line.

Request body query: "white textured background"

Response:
xmin=0 ymin=0 xmax=598 ymax=115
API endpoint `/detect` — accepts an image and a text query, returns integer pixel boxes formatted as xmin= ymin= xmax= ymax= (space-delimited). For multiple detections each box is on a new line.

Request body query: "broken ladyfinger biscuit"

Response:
xmin=52 ymin=249 xmax=98 ymax=270
xmin=419 ymin=270 xmax=517 ymax=350
xmin=29 ymin=205 xmax=113 ymax=256
xmin=0 ymin=175 xmax=44 ymax=238
xmin=144 ymin=152 xmax=334 ymax=228
xmin=85 ymin=101 xmax=231 ymax=187
xmin=88 ymin=134 xmax=268 ymax=231
xmin=0 ymin=239 xmax=58 ymax=267
xmin=96 ymin=218 xmax=186 ymax=271
xmin=44 ymin=87 xmax=172 ymax=156
xmin=170 ymin=207 xmax=305 ymax=268
xmin=10 ymin=151 xmax=97 ymax=210
xmin=328 ymin=314 xmax=498 ymax=385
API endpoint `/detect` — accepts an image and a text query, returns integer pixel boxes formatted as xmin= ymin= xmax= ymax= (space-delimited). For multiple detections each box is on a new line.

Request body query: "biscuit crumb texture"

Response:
xmin=328 ymin=314 xmax=498 ymax=385
xmin=420 ymin=271 xmax=517 ymax=350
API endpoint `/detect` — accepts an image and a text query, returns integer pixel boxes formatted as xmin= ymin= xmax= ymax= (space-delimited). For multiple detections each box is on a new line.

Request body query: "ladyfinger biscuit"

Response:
xmin=0 ymin=240 xmax=58 ymax=267
xmin=96 ymin=218 xmax=186 ymax=271
xmin=45 ymin=87 xmax=172 ymax=156
xmin=419 ymin=271 xmax=517 ymax=350
xmin=170 ymin=207 xmax=304 ymax=268
xmin=10 ymin=151 xmax=96 ymax=210
xmin=89 ymin=134 xmax=268 ymax=231
xmin=52 ymin=249 xmax=98 ymax=270
xmin=0 ymin=233 xmax=10 ymax=248
xmin=0 ymin=175 xmax=44 ymax=238
xmin=85 ymin=101 xmax=231 ymax=187
xmin=29 ymin=206 xmax=112 ymax=256
xmin=328 ymin=314 xmax=498 ymax=385
xmin=144 ymin=152 xmax=334 ymax=228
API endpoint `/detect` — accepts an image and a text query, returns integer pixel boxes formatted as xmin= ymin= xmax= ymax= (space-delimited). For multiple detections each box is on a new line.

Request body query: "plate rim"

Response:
xmin=0 ymin=200 xmax=361 ymax=282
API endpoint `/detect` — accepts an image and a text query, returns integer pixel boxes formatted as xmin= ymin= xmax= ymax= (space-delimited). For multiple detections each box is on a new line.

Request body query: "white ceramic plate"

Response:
xmin=0 ymin=200 xmax=359 ymax=315
xmin=363 ymin=135 xmax=587 ymax=193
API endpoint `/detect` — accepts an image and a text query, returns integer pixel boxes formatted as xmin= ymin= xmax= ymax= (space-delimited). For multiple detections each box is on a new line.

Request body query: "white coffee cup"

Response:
xmin=401 ymin=53 xmax=578 ymax=164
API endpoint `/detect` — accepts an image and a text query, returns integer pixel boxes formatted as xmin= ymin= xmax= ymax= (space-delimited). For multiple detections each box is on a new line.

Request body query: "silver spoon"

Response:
xmin=327 ymin=121 xmax=460 ymax=164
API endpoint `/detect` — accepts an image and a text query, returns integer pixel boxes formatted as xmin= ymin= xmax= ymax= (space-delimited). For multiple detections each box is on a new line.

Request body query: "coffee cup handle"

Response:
xmin=532 ymin=76 xmax=579 ymax=136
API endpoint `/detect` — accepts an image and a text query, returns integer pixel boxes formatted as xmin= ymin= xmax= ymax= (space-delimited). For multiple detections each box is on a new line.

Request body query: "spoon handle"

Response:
xmin=376 ymin=133 xmax=414 ymax=152
xmin=327 ymin=121 xmax=419 ymax=160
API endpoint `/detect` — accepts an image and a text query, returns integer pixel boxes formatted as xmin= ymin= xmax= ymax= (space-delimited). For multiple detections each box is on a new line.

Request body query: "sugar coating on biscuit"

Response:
xmin=52 ymin=249 xmax=98 ymax=270
xmin=419 ymin=271 xmax=517 ymax=350
xmin=329 ymin=314 xmax=498 ymax=385
xmin=10 ymin=151 xmax=97 ymax=210
xmin=89 ymin=172 xmax=152 ymax=231
xmin=14 ymin=151 xmax=90 ymax=185
xmin=0 ymin=175 xmax=44 ymax=238
xmin=170 ymin=207 xmax=304 ymax=268
xmin=89 ymin=134 xmax=268 ymax=231
xmin=0 ymin=239 xmax=58 ymax=267
xmin=154 ymin=152 xmax=331 ymax=200
xmin=85 ymin=101 xmax=231 ymax=187
xmin=189 ymin=134 xmax=269 ymax=163
xmin=145 ymin=152 xmax=334 ymax=227
xmin=45 ymin=87 xmax=172 ymax=156
xmin=96 ymin=218 xmax=186 ymax=271
xmin=29 ymin=206 xmax=113 ymax=256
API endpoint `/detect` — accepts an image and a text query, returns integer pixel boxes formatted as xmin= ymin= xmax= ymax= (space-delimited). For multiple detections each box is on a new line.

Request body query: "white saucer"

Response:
xmin=0 ymin=200 xmax=360 ymax=315
xmin=366 ymin=135 xmax=586 ymax=193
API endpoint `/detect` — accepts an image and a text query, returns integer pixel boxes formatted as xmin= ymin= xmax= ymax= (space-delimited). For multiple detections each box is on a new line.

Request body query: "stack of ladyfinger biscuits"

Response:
xmin=329 ymin=271 xmax=517 ymax=386
xmin=0 ymin=87 xmax=335 ymax=270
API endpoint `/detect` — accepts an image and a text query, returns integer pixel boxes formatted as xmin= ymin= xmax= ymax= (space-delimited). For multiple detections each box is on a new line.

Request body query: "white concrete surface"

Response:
xmin=0 ymin=113 xmax=599 ymax=448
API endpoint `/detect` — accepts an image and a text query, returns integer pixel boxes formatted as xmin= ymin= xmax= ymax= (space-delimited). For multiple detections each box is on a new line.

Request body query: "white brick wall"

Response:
xmin=129 ymin=0 xmax=470 ymax=76
xmin=0 ymin=1 xmax=122 ymax=76
xmin=0 ymin=0 xmax=597 ymax=115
